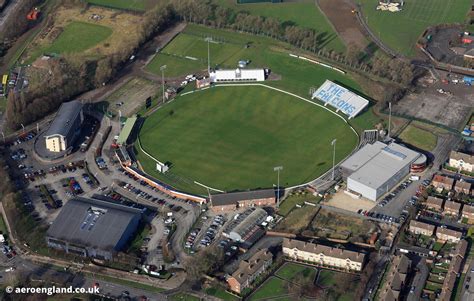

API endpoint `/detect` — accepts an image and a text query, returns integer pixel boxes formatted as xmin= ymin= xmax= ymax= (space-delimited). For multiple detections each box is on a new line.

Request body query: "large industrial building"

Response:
xmin=46 ymin=197 xmax=143 ymax=260
xmin=340 ymin=141 xmax=422 ymax=201
xmin=44 ymin=100 xmax=83 ymax=153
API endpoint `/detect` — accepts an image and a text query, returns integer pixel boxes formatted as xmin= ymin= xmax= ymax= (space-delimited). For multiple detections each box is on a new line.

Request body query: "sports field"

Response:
xmin=46 ymin=22 xmax=112 ymax=54
xmin=358 ymin=0 xmax=472 ymax=56
xmin=148 ymin=25 xmax=359 ymax=101
xmin=137 ymin=85 xmax=358 ymax=194
xmin=213 ymin=0 xmax=345 ymax=52
xmin=87 ymin=0 xmax=147 ymax=11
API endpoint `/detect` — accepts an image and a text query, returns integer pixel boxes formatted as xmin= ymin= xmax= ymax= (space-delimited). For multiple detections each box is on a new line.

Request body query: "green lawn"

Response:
xmin=138 ymin=85 xmax=358 ymax=194
xmin=213 ymin=0 xmax=345 ymax=52
xmin=317 ymin=270 xmax=338 ymax=287
xmin=46 ymin=21 xmax=112 ymax=54
xmin=169 ymin=293 xmax=200 ymax=301
xmin=357 ymin=0 xmax=472 ymax=56
xmin=278 ymin=193 xmax=320 ymax=216
xmin=87 ymin=0 xmax=146 ymax=11
xmin=249 ymin=277 xmax=288 ymax=301
xmin=85 ymin=273 xmax=166 ymax=293
xmin=399 ymin=124 xmax=437 ymax=151
xmin=205 ymin=287 xmax=240 ymax=301
xmin=275 ymin=263 xmax=317 ymax=283
xmin=147 ymin=53 xmax=204 ymax=78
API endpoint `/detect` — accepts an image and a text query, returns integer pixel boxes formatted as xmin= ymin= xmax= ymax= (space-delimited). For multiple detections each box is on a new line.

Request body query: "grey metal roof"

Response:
xmin=212 ymin=189 xmax=276 ymax=206
xmin=44 ymin=100 xmax=83 ymax=138
xmin=46 ymin=197 xmax=142 ymax=250
xmin=346 ymin=141 xmax=420 ymax=190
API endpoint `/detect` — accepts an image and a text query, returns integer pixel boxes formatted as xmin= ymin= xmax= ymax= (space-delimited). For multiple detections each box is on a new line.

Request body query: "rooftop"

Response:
xmin=230 ymin=249 xmax=272 ymax=284
xmin=432 ymin=175 xmax=454 ymax=187
xmin=47 ymin=197 xmax=142 ymax=250
xmin=450 ymin=151 xmax=474 ymax=164
xmin=44 ymin=100 xmax=83 ymax=138
xmin=444 ymin=200 xmax=462 ymax=211
xmin=436 ymin=227 xmax=462 ymax=239
xmin=117 ymin=115 xmax=137 ymax=145
xmin=283 ymin=238 xmax=365 ymax=263
xmin=212 ymin=189 xmax=276 ymax=206
xmin=343 ymin=142 xmax=420 ymax=190
xmin=409 ymin=220 xmax=435 ymax=232
xmin=426 ymin=196 xmax=444 ymax=207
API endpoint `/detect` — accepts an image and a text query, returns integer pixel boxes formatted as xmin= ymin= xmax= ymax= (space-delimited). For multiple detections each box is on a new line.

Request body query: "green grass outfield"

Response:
xmin=137 ymin=85 xmax=358 ymax=195
xmin=146 ymin=25 xmax=375 ymax=133
xmin=213 ymin=0 xmax=345 ymax=52
xmin=87 ymin=0 xmax=147 ymax=11
xmin=358 ymin=0 xmax=472 ymax=57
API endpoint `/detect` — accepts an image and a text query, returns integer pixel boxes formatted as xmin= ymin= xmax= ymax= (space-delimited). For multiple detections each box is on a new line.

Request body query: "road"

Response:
xmin=461 ymin=261 xmax=474 ymax=301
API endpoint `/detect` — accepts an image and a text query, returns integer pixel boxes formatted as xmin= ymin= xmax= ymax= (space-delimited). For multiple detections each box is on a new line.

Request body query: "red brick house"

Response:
xmin=432 ymin=175 xmax=454 ymax=191
xmin=226 ymin=249 xmax=273 ymax=294
xmin=211 ymin=189 xmax=277 ymax=212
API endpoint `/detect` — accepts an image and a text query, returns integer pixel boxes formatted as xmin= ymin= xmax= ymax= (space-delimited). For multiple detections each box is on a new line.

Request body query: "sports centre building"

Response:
xmin=340 ymin=141 xmax=424 ymax=201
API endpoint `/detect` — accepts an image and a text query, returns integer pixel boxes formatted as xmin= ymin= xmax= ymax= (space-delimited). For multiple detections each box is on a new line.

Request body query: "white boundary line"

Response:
xmin=194 ymin=181 xmax=225 ymax=193
xmin=138 ymin=83 xmax=360 ymax=193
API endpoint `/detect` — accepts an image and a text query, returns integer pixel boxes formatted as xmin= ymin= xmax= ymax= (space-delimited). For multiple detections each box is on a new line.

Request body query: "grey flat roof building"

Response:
xmin=46 ymin=197 xmax=142 ymax=259
xmin=341 ymin=141 xmax=421 ymax=201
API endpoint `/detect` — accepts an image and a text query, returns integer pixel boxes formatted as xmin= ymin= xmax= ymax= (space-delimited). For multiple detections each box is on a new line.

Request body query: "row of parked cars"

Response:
xmin=199 ymin=215 xmax=225 ymax=247
xmin=11 ymin=131 xmax=36 ymax=146
xmin=357 ymin=209 xmax=399 ymax=224
xmin=378 ymin=178 xmax=414 ymax=208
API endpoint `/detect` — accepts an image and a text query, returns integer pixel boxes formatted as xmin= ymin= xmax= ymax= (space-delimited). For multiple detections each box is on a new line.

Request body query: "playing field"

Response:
xmin=399 ymin=123 xmax=437 ymax=151
xmin=46 ymin=21 xmax=112 ymax=54
xmin=87 ymin=0 xmax=147 ymax=11
xmin=358 ymin=0 xmax=472 ymax=56
xmin=213 ymin=0 xmax=345 ymax=52
xmin=147 ymin=25 xmax=360 ymax=100
xmin=137 ymin=85 xmax=358 ymax=194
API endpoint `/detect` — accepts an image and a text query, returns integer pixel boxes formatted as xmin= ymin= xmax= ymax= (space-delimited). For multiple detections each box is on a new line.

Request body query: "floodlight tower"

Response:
xmin=331 ymin=139 xmax=337 ymax=181
xmin=205 ymin=37 xmax=212 ymax=74
xmin=160 ymin=65 xmax=167 ymax=104
xmin=274 ymin=166 xmax=283 ymax=207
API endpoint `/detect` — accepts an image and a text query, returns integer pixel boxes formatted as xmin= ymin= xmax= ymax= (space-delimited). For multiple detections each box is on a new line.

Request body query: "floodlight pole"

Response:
xmin=20 ymin=123 xmax=25 ymax=134
xmin=274 ymin=166 xmax=283 ymax=207
xmin=331 ymin=139 xmax=337 ymax=181
xmin=1 ymin=132 xmax=4 ymax=143
xmin=160 ymin=65 xmax=167 ymax=104
xmin=388 ymin=102 xmax=392 ymax=138
xmin=207 ymin=37 xmax=211 ymax=74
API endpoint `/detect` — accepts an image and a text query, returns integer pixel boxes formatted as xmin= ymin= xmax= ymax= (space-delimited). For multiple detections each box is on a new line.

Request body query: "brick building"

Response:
xmin=210 ymin=189 xmax=277 ymax=212
xmin=379 ymin=255 xmax=411 ymax=301
xmin=449 ymin=151 xmax=474 ymax=173
xmin=282 ymin=238 xmax=365 ymax=272
xmin=425 ymin=196 xmax=444 ymax=212
xmin=454 ymin=181 xmax=471 ymax=195
xmin=436 ymin=228 xmax=462 ymax=243
xmin=432 ymin=175 xmax=454 ymax=191
xmin=226 ymin=249 xmax=273 ymax=294
xmin=462 ymin=205 xmax=474 ymax=224
xmin=408 ymin=220 xmax=435 ymax=236
xmin=443 ymin=200 xmax=462 ymax=216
